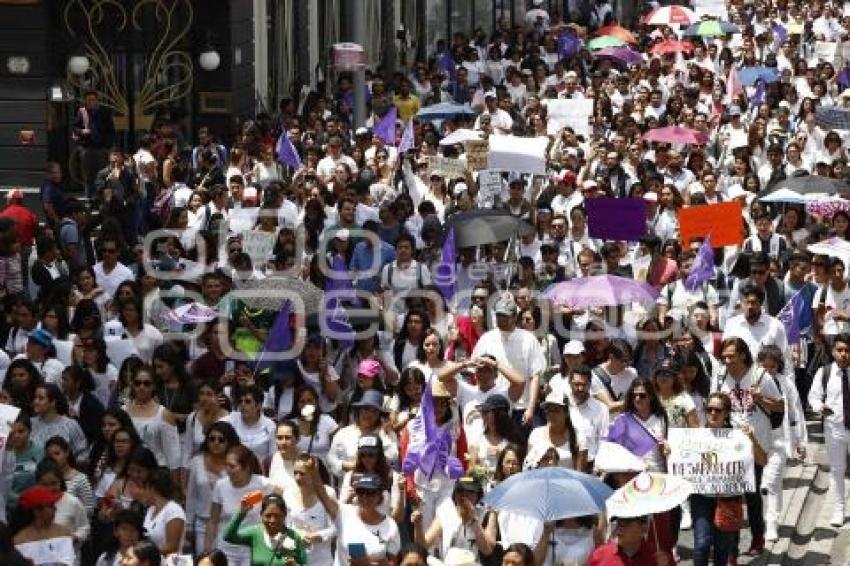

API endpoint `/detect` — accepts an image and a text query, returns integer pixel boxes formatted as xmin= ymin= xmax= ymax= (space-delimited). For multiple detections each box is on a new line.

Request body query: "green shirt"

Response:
xmin=223 ymin=510 xmax=308 ymax=566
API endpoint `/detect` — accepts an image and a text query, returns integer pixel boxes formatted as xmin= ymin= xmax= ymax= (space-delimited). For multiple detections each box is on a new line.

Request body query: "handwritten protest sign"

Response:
xmin=464 ymin=139 xmax=489 ymax=171
xmin=679 ymin=201 xmax=744 ymax=247
xmin=488 ymin=135 xmax=548 ymax=175
xmin=543 ymin=98 xmax=594 ymax=138
xmin=242 ymin=231 xmax=276 ymax=263
xmin=586 ymin=198 xmax=647 ymax=241
xmin=16 ymin=536 xmax=75 ymax=566
xmin=815 ymin=41 xmax=838 ymax=64
xmin=668 ymin=428 xmax=755 ymax=495
xmin=428 ymin=156 xmax=467 ymax=179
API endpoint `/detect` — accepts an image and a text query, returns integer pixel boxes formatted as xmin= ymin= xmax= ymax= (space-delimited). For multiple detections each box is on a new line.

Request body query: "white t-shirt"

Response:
xmin=815 ymin=284 xmax=850 ymax=335
xmin=472 ymin=329 xmax=545 ymax=410
xmin=225 ymin=413 xmax=277 ymax=462
xmin=334 ymin=504 xmax=401 ymax=566
xmin=92 ymin=262 xmax=134 ymax=300
xmin=527 ymin=424 xmax=587 ymax=469
xmin=456 ymin=380 xmax=510 ymax=439
xmin=211 ymin=475 xmax=271 ymax=557
xmin=143 ymin=500 xmax=185 ymax=552
xmin=589 ymin=364 xmax=638 ymax=401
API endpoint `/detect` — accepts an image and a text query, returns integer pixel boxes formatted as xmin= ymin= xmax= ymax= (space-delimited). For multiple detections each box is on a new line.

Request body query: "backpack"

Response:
xmin=714 ymin=368 xmax=784 ymax=429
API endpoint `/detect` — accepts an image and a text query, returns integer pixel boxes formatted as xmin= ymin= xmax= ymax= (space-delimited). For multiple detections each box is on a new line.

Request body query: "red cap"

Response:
xmin=19 ymin=486 xmax=62 ymax=510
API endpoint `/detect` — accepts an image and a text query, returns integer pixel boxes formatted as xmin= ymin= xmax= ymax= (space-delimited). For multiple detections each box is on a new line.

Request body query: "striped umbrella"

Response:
xmin=594 ymin=25 xmax=638 ymax=44
xmin=587 ymin=35 xmax=627 ymax=50
xmin=684 ymin=20 xmax=740 ymax=37
xmin=644 ymin=5 xmax=698 ymax=25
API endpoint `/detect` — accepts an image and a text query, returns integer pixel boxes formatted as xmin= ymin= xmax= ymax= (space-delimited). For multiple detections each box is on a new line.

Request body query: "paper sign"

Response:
xmin=586 ymin=198 xmax=647 ymax=241
xmin=464 ymin=139 xmax=489 ymax=171
xmin=105 ymin=338 xmax=140 ymax=368
xmin=477 ymin=169 xmax=504 ymax=207
xmin=241 ymin=231 xmax=275 ymax=263
xmin=228 ymin=207 xmax=260 ymax=234
xmin=668 ymin=428 xmax=755 ymax=495
xmin=0 ymin=403 xmax=20 ymax=455
xmin=692 ymin=0 xmax=728 ymax=20
xmin=488 ymin=135 xmax=548 ymax=175
xmin=428 ymin=156 xmax=467 ymax=179
xmin=543 ymin=98 xmax=594 ymax=138
xmin=679 ymin=201 xmax=744 ymax=247
xmin=16 ymin=536 xmax=75 ymax=565
xmin=815 ymin=41 xmax=838 ymax=63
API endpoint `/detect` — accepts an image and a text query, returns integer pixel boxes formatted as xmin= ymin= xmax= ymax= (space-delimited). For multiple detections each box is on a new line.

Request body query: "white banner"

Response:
xmin=815 ymin=41 xmax=838 ymax=64
xmin=668 ymin=428 xmax=755 ymax=495
xmin=543 ymin=98 xmax=594 ymax=138
xmin=487 ymin=135 xmax=549 ymax=175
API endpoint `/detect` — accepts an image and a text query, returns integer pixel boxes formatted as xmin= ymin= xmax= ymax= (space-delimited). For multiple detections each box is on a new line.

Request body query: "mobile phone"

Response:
xmin=348 ymin=543 xmax=367 ymax=559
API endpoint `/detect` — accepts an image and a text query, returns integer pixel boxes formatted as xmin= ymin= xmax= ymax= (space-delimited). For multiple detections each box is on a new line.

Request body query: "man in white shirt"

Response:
xmin=568 ymin=366 xmax=610 ymax=466
xmin=316 ymin=135 xmax=358 ymax=184
xmin=473 ymin=94 xmax=513 ymax=135
xmin=93 ymin=236 xmax=134 ymax=301
xmin=589 ymin=340 xmax=638 ymax=416
xmin=808 ymin=334 xmax=850 ymax=526
xmin=815 ymin=257 xmax=850 ymax=339
xmin=657 ymin=251 xmax=720 ymax=326
xmin=380 ymin=233 xmax=432 ymax=318
xmin=472 ymin=296 xmax=545 ymax=426
xmin=723 ymin=284 xmax=791 ymax=371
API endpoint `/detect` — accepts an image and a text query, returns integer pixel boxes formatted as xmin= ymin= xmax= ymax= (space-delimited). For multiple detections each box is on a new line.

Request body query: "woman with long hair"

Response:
xmin=467 ymin=394 xmax=526 ymax=474
xmin=391 ymin=309 xmax=431 ymax=373
xmin=118 ymin=298 xmax=163 ymax=364
xmin=283 ymin=385 xmax=337 ymax=464
xmin=30 ymin=383 xmax=88 ymax=464
xmin=408 ymin=328 xmax=449 ymax=381
xmin=338 ymin=433 xmax=404 ymax=525
xmin=181 ymin=378 xmax=229 ymax=470
xmin=284 ymin=454 xmax=337 ymax=565
xmin=7 ymin=413 xmax=42 ymax=515
xmin=122 ymin=365 xmax=181 ymax=478
xmin=203 ymin=445 xmax=271 ymax=565
xmin=2 ymin=359 xmax=41 ymax=408
xmin=184 ymin=421 xmax=239 ymax=554
xmin=609 ymin=377 xmax=670 ymax=472
xmin=60 ymin=365 xmax=105 ymax=445
xmin=527 ymin=391 xmax=587 ymax=471
xmin=73 ymin=338 xmax=117 ymax=409
xmin=33 ymin=460 xmax=90 ymax=557
xmin=89 ymin=410 xmax=140 ymax=501
xmin=389 ymin=367 xmax=425 ymax=433
xmin=45 ymin=436 xmax=95 ymax=516
xmin=12 ymin=485 xmax=74 ymax=564
xmin=151 ymin=344 xmax=194 ymax=432
xmin=135 ymin=469 xmax=185 ymax=556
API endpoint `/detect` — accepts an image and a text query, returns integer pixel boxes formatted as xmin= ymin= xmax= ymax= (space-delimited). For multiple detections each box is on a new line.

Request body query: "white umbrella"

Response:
xmin=606 ymin=472 xmax=693 ymax=518
xmin=807 ymin=236 xmax=850 ymax=260
xmin=759 ymin=189 xmax=838 ymax=204
xmin=439 ymin=128 xmax=483 ymax=146
xmin=594 ymin=441 xmax=648 ymax=473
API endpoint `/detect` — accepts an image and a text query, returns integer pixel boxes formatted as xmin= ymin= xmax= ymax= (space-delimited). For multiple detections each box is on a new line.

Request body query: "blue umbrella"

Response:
xmin=482 ymin=467 xmax=613 ymax=521
xmin=738 ymin=66 xmax=780 ymax=86
xmin=416 ymin=102 xmax=476 ymax=121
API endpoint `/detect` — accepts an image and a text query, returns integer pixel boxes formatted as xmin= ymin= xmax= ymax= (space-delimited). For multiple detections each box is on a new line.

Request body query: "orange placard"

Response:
xmin=679 ymin=201 xmax=745 ymax=247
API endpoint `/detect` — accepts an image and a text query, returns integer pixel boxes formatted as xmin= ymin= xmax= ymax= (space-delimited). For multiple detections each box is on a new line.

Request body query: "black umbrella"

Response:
xmin=815 ymin=106 xmax=850 ymax=131
xmin=759 ymin=174 xmax=850 ymax=197
xmin=445 ymin=209 xmax=534 ymax=248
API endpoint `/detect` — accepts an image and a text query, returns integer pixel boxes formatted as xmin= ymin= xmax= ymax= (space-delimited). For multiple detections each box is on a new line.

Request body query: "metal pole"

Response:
xmin=351 ymin=0 xmax=367 ymax=128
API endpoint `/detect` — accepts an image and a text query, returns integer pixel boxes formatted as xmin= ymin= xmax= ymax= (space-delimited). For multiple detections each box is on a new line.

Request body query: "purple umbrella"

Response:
xmin=594 ymin=46 xmax=644 ymax=66
xmin=543 ymin=275 xmax=659 ymax=308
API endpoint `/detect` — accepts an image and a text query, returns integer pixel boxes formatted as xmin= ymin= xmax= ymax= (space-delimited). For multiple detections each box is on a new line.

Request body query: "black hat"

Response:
xmin=478 ymin=394 xmax=510 ymax=413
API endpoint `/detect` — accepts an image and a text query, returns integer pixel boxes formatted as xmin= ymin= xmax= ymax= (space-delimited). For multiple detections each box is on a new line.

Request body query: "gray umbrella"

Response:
xmin=760 ymin=174 xmax=850 ymax=197
xmin=445 ymin=209 xmax=535 ymax=248
xmin=234 ymin=276 xmax=324 ymax=313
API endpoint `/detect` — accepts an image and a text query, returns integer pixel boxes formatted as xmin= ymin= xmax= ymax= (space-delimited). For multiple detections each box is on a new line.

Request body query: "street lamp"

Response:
xmin=198 ymin=48 xmax=220 ymax=71
xmin=67 ymin=54 xmax=90 ymax=75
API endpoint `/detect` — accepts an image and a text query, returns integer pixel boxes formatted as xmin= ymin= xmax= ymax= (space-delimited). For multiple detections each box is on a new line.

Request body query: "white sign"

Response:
xmin=692 ymin=0 xmax=728 ymax=20
xmin=815 ymin=41 xmax=838 ymax=63
xmin=487 ymin=135 xmax=549 ymax=175
xmin=241 ymin=231 xmax=276 ymax=263
xmin=543 ymin=98 xmax=594 ymax=138
xmin=477 ymin=169 xmax=504 ymax=207
xmin=428 ymin=156 xmax=467 ymax=179
xmin=668 ymin=428 xmax=755 ymax=495
xmin=16 ymin=536 xmax=75 ymax=565
xmin=0 ymin=403 xmax=19 ymax=456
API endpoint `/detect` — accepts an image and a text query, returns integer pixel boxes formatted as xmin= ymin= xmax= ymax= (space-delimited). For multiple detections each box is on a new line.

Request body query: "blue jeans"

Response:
xmin=691 ymin=494 xmax=737 ymax=566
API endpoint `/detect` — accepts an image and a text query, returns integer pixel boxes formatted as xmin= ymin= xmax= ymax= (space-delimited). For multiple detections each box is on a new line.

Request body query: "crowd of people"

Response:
xmin=0 ymin=0 xmax=848 ymax=565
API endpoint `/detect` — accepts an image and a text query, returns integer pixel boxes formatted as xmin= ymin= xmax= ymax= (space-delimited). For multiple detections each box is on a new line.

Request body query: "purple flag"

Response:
xmin=752 ymin=80 xmax=766 ymax=106
xmin=838 ymin=65 xmax=850 ymax=90
xmin=373 ymin=106 xmax=398 ymax=145
xmin=771 ymin=21 xmax=788 ymax=47
xmin=586 ymin=198 xmax=647 ymax=241
xmin=276 ymin=132 xmax=302 ymax=169
xmin=437 ymin=50 xmax=457 ymax=83
xmin=433 ymin=227 xmax=456 ymax=302
xmin=685 ymin=234 xmax=715 ymax=291
xmin=777 ymin=287 xmax=806 ymax=343
xmin=606 ymin=412 xmax=658 ymax=457
xmin=402 ymin=379 xmax=463 ymax=480
xmin=323 ymin=254 xmax=355 ymax=348
xmin=398 ymin=118 xmax=415 ymax=154
xmin=557 ymin=30 xmax=581 ymax=59
xmin=255 ymin=303 xmax=292 ymax=374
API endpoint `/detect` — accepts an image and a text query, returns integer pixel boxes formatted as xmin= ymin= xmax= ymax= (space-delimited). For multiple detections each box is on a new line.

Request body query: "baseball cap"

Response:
xmin=357 ymin=433 xmax=383 ymax=454
xmin=351 ymin=473 xmax=384 ymax=491
xmin=28 ymin=328 xmax=53 ymax=349
xmin=563 ymin=340 xmax=585 ymax=356
xmin=542 ymin=390 xmax=568 ymax=408
xmin=478 ymin=394 xmax=510 ymax=413
xmin=357 ymin=358 xmax=382 ymax=378
xmin=494 ymin=297 xmax=518 ymax=316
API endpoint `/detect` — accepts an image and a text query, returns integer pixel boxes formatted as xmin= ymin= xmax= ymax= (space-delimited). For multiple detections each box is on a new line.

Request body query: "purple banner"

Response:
xmin=586 ymin=198 xmax=647 ymax=241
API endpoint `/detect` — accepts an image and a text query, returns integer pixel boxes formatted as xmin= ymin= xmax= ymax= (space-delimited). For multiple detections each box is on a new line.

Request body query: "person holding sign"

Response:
xmin=689 ymin=392 xmax=767 ymax=566
xmin=223 ymin=492 xmax=307 ymax=566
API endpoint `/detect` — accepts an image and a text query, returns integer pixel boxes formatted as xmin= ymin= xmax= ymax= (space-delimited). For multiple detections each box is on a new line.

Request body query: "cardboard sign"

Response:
xmin=586 ymin=198 xmax=647 ymax=241
xmin=668 ymin=428 xmax=755 ymax=495
xmin=464 ymin=139 xmax=489 ymax=171
xmin=428 ymin=156 xmax=467 ymax=179
xmin=242 ymin=231 xmax=276 ymax=263
xmin=543 ymin=98 xmax=594 ymax=138
xmin=487 ymin=135 xmax=548 ymax=175
xmin=679 ymin=201 xmax=744 ymax=247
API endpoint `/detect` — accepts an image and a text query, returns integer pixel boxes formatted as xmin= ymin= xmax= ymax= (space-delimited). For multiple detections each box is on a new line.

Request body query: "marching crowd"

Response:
xmin=3 ymin=0 xmax=850 ymax=565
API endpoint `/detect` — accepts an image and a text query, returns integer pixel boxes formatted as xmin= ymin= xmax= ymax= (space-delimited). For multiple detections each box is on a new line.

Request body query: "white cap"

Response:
xmin=104 ymin=320 xmax=125 ymax=338
xmin=642 ymin=191 xmax=658 ymax=202
xmin=563 ymin=339 xmax=585 ymax=355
